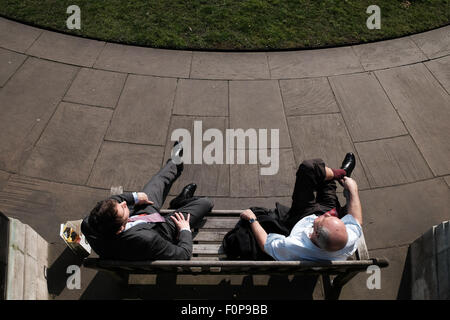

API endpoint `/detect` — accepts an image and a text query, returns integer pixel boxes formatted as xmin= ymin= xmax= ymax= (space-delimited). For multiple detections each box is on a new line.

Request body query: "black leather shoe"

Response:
xmin=169 ymin=183 xmax=197 ymax=209
xmin=340 ymin=152 xmax=356 ymax=177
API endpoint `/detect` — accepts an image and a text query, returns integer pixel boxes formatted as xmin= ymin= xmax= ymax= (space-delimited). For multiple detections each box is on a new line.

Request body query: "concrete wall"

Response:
xmin=5 ymin=217 xmax=49 ymax=300
xmin=410 ymin=220 xmax=450 ymax=299
xmin=0 ymin=212 xmax=8 ymax=299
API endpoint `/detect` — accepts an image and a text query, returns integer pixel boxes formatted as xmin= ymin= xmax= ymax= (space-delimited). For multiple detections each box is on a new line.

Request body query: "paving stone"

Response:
xmin=425 ymin=55 xmax=450 ymax=93
xmin=106 ymin=75 xmax=177 ymax=145
xmin=279 ymin=77 xmax=339 ymax=116
xmin=0 ymin=170 xmax=10 ymax=192
xmin=259 ymin=149 xmax=297 ymax=197
xmin=0 ymin=175 xmax=108 ymax=244
xmin=164 ymin=116 xmax=230 ymax=197
xmin=26 ymin=30 xmax=105 ymax=67
xmin=0 ymin=48 xmax=27 ymax=87
xmin=376 ymin=64 xmax=450 ymax=176
xmin=359 ymin=178 xmax=450 ymax=250
xmin=0 ymin=17 xmax=42 ymax=52
xmin=267 ymin=47 xmax=363 ymax=79
xmin=339 ymin=245 xmax=409 ymax=300
xmin=190 ymin=52 xmax=270 ymax=80
xmin=410 ymin=25 xmax=450 ymax=59
xmin=352 ymin=37 xmax=427 ymax=71
xmin=329 ymin=72 xmax=407 ymax=141
xmin=230 ymin=164 xmax=260 ymax=197
xmin=355 ymin=135 xmax=433 ymax=188
xmin=228 ymin=148 xmax=294 ymax=197
xmin=20 ymin=102 xmax=112 ymax=185
xmin=0 ymin=58 xmax=78 ymax=172
xmin=173 ymin=79 xmax=228 ymax=116
xmin=94 ymin=43 xmax=191 ymax=77
xmin=229 ymin=80 xmax=291 ymax=148
xmin=287 ymin=114 xmax=369 ymax=189
xmin=444 ymin=176 xmax=450 ymax=188
xmin=64 ymin=68 xmax=127 ymax=108
xmin=87 ymin=141 xmax=164 ymax=191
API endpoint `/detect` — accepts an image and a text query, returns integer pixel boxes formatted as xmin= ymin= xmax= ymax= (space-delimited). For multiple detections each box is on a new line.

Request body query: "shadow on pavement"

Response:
xmin=47 ymin=247 xmax=84 ymax=296
xmin=80 ymin=272 xmax=321 ymax=300
xmin=397 ymin=246 xmax=412 ymax=300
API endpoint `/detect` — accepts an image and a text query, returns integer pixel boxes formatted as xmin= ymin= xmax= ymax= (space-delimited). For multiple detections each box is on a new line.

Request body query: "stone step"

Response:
xmin=5 ymin=217 xmax=49 ymax=300
xmin=410 ymin=220 xmax=450 ymax=300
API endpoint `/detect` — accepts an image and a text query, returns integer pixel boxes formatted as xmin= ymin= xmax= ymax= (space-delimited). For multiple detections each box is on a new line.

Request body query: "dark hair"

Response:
xmin=88 ymin=199 xmax=122 ymax=236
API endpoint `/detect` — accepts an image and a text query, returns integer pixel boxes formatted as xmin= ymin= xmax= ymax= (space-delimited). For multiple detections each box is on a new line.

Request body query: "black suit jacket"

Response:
xmin=81 ymin=193 xmax=192 ymax=261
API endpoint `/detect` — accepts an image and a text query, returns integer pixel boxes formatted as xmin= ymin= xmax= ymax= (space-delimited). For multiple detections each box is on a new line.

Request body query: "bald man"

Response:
xmin=240 ymin=157 xmax=363 ymax=261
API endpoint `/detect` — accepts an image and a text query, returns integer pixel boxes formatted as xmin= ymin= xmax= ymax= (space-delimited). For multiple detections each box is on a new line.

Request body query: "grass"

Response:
xmin=0 ymin=0 xmax=449 ymax=50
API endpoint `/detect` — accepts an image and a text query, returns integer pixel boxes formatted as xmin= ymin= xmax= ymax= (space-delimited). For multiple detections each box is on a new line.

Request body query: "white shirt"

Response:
xmin=264 ymin=214 xmax=362 ymax=261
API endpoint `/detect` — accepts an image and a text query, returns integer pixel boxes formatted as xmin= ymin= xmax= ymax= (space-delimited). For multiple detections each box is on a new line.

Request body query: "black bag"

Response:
xmin=222 ymin=207 xmax=289 ymax=261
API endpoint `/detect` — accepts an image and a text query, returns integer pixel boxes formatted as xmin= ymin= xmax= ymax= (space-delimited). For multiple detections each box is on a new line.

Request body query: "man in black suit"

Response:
xmin=81 ymin=144 xmax=213 ymax=261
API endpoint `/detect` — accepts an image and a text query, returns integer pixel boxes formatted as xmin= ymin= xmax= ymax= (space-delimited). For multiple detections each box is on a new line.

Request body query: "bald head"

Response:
xmin=311 ymin=213 xmax=348 ymax=252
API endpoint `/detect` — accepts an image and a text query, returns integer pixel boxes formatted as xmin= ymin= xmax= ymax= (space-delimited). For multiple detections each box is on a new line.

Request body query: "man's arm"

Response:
xmin=110 ymin=192 xmax=153 ymax=207
xmin=342 ymin=177 xmax=363 ymax=226
xmin=240 ymin=209 xmax=267 ymax=252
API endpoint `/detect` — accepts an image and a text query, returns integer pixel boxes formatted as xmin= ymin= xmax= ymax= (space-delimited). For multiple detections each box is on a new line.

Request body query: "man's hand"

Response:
xmin=170 ymin=212 xmax=191 ymax=232
xmin=240 ymin=209 xmax=257 ymax=221
xmin=340 ymin=177 xmax=358 ymax=199
xmin=136 ymin=192 xmax=154 ymax=206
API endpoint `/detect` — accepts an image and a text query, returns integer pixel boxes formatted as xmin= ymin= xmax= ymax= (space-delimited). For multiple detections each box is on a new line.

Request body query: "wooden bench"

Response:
xmin=83 ymin=209 xmax=389 ymax=299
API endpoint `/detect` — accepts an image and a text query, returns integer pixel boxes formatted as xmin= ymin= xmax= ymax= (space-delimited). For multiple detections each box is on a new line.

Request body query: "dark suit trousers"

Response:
xmin=283 ymin=158 xmax=343 ymax=230
xmin=138 ymin=160 xmax=213 ymax=241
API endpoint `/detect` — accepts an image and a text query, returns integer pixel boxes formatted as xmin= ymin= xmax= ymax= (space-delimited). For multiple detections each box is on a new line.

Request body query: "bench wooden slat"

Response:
xmin=191 ymin=256 xmax=220 ymax=261
xmin=84 ymin=258 xmax=389 ymax=276
xmin=161 ymin=209 xmax=242 ymax=216
xmin=85 ymin=258 xmax=388 ymax=269
xmin=193 ymin=231 xmax=228 ymax=242
xmin=193 ymin=244 xmax=224 ymax=255
xmin=201 ymin=217 xmax=238 ymax=229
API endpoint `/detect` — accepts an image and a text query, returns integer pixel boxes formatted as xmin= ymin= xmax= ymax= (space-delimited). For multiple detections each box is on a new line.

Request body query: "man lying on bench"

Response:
xmin=239 ymin=154 xmax=363 ymax=261
xmin=81 ymin=143 xmax=213 ymax=261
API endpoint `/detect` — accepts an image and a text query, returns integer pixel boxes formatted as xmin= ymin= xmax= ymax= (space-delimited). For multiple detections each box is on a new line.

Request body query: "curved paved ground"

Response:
xmin=0 ymin=17 xmax=449 ymax=300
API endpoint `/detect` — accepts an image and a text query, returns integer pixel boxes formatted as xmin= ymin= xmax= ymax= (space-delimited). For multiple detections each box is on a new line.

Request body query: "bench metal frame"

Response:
xmin=83 ymin=210 xmax=389 ymax=299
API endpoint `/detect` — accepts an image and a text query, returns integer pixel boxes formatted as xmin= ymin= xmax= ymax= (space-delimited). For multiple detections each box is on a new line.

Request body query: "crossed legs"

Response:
xmin=141 ymin=160 xmax=213 ymax=240
xmin=283 ymin=159 xmax=342 ymax=230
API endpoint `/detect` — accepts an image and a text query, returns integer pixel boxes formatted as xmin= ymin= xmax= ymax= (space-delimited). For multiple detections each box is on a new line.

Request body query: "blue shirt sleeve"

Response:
xmin=264 ymin=233 xmax=300 ymax=261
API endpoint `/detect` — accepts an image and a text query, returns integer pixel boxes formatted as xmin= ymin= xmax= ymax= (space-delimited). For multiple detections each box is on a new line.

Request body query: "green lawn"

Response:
xmin=1 ymin=0 xmax=449 ymax=50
